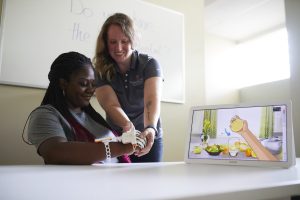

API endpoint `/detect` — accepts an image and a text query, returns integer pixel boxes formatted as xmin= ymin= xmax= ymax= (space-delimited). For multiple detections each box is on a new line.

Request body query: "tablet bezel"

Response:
xmin=184 ymin=101 xmax=296 ymax=168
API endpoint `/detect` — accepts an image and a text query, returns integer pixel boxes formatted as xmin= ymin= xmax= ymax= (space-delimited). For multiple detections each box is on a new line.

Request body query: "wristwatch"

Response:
xmin=145 ymin=125 xmax=158 ymax=137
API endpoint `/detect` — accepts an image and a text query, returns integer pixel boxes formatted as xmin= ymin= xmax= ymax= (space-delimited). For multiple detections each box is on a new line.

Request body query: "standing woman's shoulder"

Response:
xmin=135 ymin=51 xmax=162 ymax=78
xmin=135 ymin=50 xmax=157 ymax=64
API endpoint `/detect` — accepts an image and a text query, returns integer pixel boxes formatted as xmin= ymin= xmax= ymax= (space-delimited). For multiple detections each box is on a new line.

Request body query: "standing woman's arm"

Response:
xmin=95 ymin=85 xmax=132 ymax=131
xmin=136 ymin=76 xmax=162 ymax=156
xmin=144 ymin=77 xmax=162 ymax=128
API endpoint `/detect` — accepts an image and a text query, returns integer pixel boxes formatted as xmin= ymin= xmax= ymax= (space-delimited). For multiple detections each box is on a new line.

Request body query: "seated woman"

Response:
xmin=25 ymin=51 xmax=145 ymax=164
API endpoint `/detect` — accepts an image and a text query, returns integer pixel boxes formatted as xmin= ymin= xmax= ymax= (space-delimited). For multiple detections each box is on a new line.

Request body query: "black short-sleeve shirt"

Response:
xmin=96 ymin=50 xmax=163 ymax=138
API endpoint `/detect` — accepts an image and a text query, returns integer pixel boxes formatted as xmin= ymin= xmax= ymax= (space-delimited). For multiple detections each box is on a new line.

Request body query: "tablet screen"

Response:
xmin=187 ymin=104 xmax=288 ymax=162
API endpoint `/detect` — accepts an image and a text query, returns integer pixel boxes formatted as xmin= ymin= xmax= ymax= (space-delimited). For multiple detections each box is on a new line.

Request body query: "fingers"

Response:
xmin=136 ymin=136 xmax=147 ymax=149
xmin=134 ymin=130 xmax=154 ymax=157
xmin=136 ymin=140 xmax=153 ymax=157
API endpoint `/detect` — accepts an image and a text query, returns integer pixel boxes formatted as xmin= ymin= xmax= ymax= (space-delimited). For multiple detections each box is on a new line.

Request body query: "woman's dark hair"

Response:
xmin=42 ymin=51 xmax=111 ymax=130
xmin=41 ymin=52 xmax=90 ymax=114
xmin=23 ymin=52 xmax=113 ymax=145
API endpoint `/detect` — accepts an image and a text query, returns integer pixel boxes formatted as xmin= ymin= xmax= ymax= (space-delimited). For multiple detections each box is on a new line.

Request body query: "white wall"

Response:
xmin=239 ymin=79 xmax=290 ymax=103
xmin=285 ymin=0 xmax=300 ymax=157
xmin=205 ymin=0 xmax=300 ymax=157
xmin=144 ymin=0 xmax=205 ymax=161
xmin=0 ymin=86 xmax=44 ymax=164
xmin=204 ymin=33 xmax=239 ymax=105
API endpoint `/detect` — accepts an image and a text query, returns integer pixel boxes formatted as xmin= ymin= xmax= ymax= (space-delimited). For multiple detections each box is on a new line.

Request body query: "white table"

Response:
xmin=1 ymin=159 xmax=300 ymax=200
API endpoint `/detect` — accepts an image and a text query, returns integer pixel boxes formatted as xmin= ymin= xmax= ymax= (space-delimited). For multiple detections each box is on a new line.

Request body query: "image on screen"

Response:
xmin=188 ymin=105 xmax=287 ymax=162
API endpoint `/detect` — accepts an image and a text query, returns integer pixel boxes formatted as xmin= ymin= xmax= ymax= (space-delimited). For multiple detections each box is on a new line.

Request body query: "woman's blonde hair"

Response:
xmin=93 ymin=13 xmax=136 ymax=81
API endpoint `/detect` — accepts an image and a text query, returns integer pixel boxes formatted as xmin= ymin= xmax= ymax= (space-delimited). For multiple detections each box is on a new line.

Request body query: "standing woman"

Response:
xmin=93 ymin=13 xmax=163 ymax=162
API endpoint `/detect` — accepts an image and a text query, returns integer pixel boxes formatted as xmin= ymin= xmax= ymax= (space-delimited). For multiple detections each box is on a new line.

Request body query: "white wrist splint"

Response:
xmin=116 ymin=127 xmax=147 ymax=149
xmin=94 ymin=128 xmax=147 ymax=162
xmin=94 ymin=127 xmax=147 ymax=150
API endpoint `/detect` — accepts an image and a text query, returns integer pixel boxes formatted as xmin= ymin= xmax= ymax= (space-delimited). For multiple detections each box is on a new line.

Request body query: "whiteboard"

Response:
xmin=0 ymin=0 xmax=184 ymax=103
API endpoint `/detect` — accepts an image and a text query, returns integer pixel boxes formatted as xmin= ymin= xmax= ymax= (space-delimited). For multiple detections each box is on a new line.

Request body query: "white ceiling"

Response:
xmin=204 ymin=0 xmax=286 ymax=42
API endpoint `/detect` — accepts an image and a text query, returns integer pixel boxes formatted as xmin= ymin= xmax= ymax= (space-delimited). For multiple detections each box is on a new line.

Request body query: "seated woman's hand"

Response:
xmin=118 ymin=127 xmax=147 ymax=154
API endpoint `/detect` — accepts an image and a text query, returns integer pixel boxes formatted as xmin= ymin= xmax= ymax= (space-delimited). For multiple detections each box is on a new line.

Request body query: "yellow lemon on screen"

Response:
xmin=230 ymin=118 xmax=244 ymax=132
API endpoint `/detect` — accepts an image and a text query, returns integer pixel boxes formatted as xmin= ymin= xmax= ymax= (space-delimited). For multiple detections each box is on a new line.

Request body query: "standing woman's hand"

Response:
xmin=122 ymin=121 xmax=134 ymax=133
xmin=134 ymin=128 xmax=155 ymax=157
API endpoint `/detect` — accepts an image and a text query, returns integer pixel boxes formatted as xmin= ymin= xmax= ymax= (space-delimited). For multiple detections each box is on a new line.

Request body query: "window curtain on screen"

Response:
xmin=203 ymin=110 xmax=217 ymax=138
xmin=259 ymin=106 xmax=274 ymax=139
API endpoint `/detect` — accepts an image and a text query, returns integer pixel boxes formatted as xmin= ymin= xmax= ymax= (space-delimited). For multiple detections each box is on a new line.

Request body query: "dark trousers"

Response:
xmin=130 ymin=137 xmax=163 ymax=162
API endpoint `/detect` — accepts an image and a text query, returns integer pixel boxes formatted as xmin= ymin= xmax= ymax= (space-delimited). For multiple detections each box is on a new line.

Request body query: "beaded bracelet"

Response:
xmin=95 ymin=137 xmax=112 ymax=162
xmin=103 ymin=141 xmax=111 ymax=162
